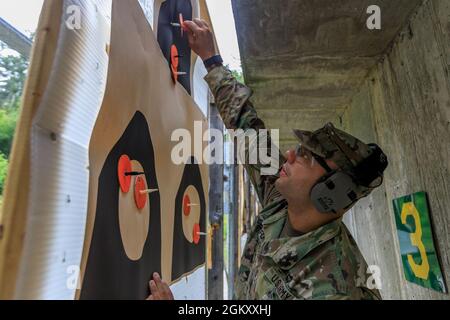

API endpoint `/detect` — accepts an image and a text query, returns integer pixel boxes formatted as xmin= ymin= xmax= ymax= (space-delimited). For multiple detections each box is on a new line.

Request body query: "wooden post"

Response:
xmin=227 ymin=140 xmax=240 ymax=299
xmin=244 ymin=171 xmax=252 ymax=234
xmin=207 ymin=100 xmax=224 ymax=300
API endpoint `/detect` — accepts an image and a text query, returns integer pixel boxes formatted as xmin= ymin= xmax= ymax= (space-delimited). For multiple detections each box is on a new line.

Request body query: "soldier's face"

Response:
xmin=276 ymin=147 xmax=337 ymax=204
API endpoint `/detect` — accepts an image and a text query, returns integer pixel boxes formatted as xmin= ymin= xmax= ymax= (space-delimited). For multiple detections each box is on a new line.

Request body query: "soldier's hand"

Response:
xmin=146 ymin=272 xmax=174 ymax=300
xmin=183 ymin=18 xmax=217 ymax=61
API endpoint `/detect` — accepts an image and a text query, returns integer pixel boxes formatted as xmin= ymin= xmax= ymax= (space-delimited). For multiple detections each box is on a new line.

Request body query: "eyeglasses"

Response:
xmin=294 ymin=144 xmax=333 ymax=173
xmin=294 ymin=144 xmax=314 ymax=163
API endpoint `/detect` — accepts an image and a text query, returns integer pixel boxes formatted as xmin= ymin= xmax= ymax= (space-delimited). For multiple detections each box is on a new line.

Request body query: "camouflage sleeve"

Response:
xmin=204 ymin=65 xmax=285 ymax=206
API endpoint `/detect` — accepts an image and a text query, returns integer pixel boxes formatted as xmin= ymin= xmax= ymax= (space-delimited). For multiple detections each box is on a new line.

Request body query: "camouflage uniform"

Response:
xmin=204 ymin=65 xmax=382 ymax=300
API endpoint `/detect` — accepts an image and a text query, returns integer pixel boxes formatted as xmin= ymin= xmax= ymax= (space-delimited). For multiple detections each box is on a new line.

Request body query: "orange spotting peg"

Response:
xmin=179 ymin=13 xmax=187 ymax=37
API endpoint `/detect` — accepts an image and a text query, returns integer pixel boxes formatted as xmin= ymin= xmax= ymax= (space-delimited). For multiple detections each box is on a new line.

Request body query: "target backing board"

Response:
xmin=0 ymin=0 xmax=213 ymax=300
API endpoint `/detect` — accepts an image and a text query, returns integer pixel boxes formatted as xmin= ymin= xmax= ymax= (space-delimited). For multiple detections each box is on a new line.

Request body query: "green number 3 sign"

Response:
xmin=393 ymin=192 xmax=446 ymax=293
xmin=400 ymin=202 xmax=429 ymax=280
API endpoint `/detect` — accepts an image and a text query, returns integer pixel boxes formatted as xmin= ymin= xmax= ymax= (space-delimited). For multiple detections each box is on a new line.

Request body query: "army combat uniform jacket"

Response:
xmin=204 ymin=65 xmax=381 ymax=300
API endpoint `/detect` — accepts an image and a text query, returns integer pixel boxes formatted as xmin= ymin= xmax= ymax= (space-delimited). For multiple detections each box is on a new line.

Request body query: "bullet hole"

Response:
xmin=66 ymin=195 xmax=72 ymax=204
xmin=407 ymin=25 xmax=413 ymax=40
xmin=50 ymin=132 xmax=57 ymax=142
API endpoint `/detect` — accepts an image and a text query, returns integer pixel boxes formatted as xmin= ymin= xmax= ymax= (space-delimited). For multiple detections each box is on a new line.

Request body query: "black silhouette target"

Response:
xmin=80 ymin=111 xmax=161 ymax=300
xmin=172 ymin=156 xmax=206 ymax=280
xmin=157 ymin=0 xmax=193 ymax=94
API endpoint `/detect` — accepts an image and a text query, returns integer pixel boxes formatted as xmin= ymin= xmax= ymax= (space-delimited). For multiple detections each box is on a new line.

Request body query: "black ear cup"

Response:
xmin=310 ymin=143 xmax=388 ymax=213
xmin=310 ymin=171 xmax=359 ymax=214
xmin=353 ymin=144 xmax=388 ymax=187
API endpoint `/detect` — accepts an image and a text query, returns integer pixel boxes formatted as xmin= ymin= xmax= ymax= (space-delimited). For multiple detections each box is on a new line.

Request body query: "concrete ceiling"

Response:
xmin=231 ymin=0 xmax=423 ymax=151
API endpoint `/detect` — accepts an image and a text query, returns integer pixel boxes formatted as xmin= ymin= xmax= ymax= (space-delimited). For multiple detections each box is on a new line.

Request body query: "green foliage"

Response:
xmin=0 ymin=47 xmax=29 ymax=194
xmin=0 ymin=54 xmax=28 ymax=108
xmin=231 ymin=69 xmax=244 ymax=84
xmin=0 ymin=152 xmax=8 ymax=194
xmin=0 ymin=107 xmax=18 ymax=157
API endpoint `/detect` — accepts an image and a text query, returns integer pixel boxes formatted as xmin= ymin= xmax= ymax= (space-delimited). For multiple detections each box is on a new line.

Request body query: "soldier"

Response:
xmin=147 ymin=18 xmax=388 ymax=300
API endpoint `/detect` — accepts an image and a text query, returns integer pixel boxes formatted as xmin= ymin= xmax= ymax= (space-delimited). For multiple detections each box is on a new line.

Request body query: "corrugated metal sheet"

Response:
xmin=14 ymin=0 xmax=209 ymax=300
xmin=15 ymin=0 xmax=112 ymax=299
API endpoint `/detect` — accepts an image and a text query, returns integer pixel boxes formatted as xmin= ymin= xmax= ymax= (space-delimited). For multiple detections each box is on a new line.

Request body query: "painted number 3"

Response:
xmin=400 ymin=203 xmax=430 ymax=280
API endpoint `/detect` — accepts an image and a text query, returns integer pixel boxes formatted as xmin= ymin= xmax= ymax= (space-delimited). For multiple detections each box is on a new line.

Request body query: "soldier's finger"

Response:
xmin=184 ymin=20 xmax=201 ymax=34
xmin=192 ymin=18 xmax=205 ymax=29
xmin=161 ymin=281 xmax=174 ymax=300
xmin=153 ymin=272 xmax=163 ymax=289
xmin=194 ymin=18 xmax=209 ymax=29
xmin=149 ymin=280 xmax=159 ymax=295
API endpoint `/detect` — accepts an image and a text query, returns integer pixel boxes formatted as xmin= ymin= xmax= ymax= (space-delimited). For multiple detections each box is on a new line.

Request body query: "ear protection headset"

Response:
xmin=310 ymin=128 xmax=388 ymax=214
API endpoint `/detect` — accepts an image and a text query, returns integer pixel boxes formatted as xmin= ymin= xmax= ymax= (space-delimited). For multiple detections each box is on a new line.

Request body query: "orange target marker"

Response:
xmin=170 ymin=45 xmax=187 ymax=83
xmin=170 ymin=45 xmax=179 ymax=82
xmin=118 ymin=155 xmax=132 ymax=193
xmin=134 ymin=176 xmax=147 ymax=210
xmin=183 ymin=194 xmax=191 ymax=216
xmin=193 ymin=223 xmax=201 ymax=245
xmin=171 ymin=45 xmax=179 ymax=69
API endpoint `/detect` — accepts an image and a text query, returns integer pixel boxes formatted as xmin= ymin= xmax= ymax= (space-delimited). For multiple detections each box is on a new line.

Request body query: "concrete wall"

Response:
xmin=343 ymin=0 xmax=450 ymax=299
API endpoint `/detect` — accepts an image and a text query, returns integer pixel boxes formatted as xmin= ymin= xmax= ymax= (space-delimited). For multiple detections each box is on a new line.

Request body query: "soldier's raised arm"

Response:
xmin=184 ymin=19 xmax=285 ymax=206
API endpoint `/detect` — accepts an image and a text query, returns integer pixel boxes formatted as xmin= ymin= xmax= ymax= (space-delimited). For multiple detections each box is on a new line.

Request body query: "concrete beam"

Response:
xmin=0 ymin=17 xmax=32 ymax=59
xmin=231 ymin=0 xmax=423 ymax=143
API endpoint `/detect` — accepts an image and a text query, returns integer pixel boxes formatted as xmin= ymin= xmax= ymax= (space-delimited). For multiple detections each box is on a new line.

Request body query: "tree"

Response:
xmin=0 ymin=54 xmax=29 ymax=109
xmin=0 ymin=151 xmax=8 ymax=194
xmin=0 ymin=107 xmax=18 ymax=157
xmin=231 ymin=68 xmax=244 ymax=84
xmin=0 ymin=39 xmax=31 ymax=195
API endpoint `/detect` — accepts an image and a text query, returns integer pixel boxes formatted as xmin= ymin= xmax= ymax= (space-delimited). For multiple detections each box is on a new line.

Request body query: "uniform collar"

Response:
xmin=262 ymin=215 xmax=342 ymax=270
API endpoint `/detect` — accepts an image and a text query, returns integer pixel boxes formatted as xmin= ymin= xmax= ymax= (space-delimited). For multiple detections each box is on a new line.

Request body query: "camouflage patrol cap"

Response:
xmin=293 ymin=122 xmax=387 ymax=200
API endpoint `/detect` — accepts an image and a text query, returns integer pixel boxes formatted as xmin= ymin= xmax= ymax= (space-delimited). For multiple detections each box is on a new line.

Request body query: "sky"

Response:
xmin=0 ymin=0 xmax=241 ymax=70
xmin=206 ymin=0 xmax=242 ymax=71
xmin=0 ymin=0 xmax=44 ymax=35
